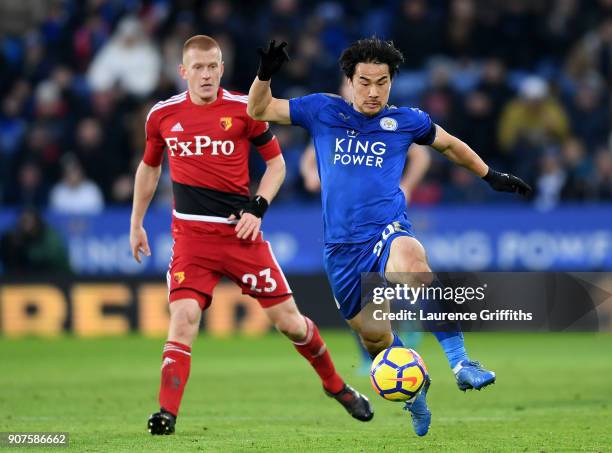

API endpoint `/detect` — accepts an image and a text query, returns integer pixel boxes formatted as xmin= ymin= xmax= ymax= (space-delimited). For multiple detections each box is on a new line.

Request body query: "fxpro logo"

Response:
xmin=333 ymin=132 xmax=387 ymax=168
xmin=165 ymin=136 xmax=235 ymax=156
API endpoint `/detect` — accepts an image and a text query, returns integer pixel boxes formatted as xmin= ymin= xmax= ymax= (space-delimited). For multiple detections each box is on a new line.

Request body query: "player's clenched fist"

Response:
xmin=130 ymin=225 xmax=151 ymax=263
xmin=257 ymin=40 xmax=289 ymax=81
xmin=483 ymin=168 xmax=532 ymax=197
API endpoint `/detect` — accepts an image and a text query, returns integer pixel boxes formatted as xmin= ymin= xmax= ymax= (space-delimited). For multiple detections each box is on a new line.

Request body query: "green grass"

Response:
xmin=1 ymin=332 xmax=611 ymax=452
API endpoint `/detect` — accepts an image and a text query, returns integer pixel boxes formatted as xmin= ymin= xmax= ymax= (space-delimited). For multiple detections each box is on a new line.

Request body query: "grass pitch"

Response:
xmin=1 ymin=332 xmax=611 ymax=452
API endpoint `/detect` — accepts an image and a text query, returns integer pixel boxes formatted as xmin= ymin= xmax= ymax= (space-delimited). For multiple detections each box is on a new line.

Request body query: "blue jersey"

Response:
xmin=289 ymin=93 xmax=436 ymax=244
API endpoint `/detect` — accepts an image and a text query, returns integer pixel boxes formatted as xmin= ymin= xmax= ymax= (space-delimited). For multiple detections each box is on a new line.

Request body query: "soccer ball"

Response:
xmin=370 ymin=347 xmax=428 ymax=402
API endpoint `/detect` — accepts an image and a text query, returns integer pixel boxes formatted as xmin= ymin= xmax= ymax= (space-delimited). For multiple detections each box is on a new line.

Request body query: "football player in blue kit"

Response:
xmin=247 ymin=38 xmax=531 ymax=436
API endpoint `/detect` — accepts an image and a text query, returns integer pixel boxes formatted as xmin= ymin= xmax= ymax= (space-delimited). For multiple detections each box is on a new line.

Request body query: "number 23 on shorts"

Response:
xmin=241 ymin=268 xmax=278 ymax=293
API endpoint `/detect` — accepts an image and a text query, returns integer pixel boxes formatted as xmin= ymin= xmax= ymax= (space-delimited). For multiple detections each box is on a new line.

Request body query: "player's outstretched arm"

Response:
xmin=247 ymin=40 xmax=291 ymax=125
xmin=130 ymin=161 xmax=162 ymax=263
xmin=300 ymin=143 xmax=320 ymax=193
xmin=400 ymin=144 xmax=431 ymax=203
xmin=431 ymin=124 xmax=532 ymax=196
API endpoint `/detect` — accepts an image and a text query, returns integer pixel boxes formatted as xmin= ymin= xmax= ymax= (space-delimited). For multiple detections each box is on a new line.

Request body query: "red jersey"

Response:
xmin=143 ymin=87 xmax=281 ymax=222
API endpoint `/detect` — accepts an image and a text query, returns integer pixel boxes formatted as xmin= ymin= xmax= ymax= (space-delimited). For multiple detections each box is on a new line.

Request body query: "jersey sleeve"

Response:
xmin=289 ymin=93 xmax=327 ymax=131
xmin=142 ymin=111 xmax=165 ymax=166
xmin=410 ymin=108 xmax=437 ymax=145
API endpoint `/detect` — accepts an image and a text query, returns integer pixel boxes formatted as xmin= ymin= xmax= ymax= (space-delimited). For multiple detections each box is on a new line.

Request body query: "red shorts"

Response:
xmin=167 ymin=217 xmax=292 ymax=310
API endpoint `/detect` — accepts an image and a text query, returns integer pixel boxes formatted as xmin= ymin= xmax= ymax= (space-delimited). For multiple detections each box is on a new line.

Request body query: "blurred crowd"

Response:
xmin=0 ymin=0 xmax=610 ymax=214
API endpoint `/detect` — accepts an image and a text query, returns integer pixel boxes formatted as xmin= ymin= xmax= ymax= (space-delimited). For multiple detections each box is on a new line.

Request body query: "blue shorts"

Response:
xmin=324 ymin=216 xmax=415 ymax=320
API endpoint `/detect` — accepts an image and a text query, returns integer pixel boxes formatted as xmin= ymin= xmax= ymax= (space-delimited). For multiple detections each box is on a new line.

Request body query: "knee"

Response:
xmin=389 ymin=245 xmax=432 ymax=285
xmin=170 ymin=305 xmax=200 ymax=343
xmin=387 ymin=239 xmax=431 ymax=276
xmin=388 ymin=259 xmax=432 ymax=285
xmin=401 ymin=259 xmax=431 ymax=276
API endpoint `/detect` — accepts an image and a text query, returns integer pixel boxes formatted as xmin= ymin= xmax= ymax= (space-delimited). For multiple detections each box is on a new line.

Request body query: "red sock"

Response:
xmin=158 ymin=341 xmax=191 ymax=416
xmin=293 ymin=317 xmax=345 ymax=394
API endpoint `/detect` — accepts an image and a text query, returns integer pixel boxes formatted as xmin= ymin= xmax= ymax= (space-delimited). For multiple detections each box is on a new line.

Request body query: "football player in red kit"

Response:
xmin=130 ymin=35 xmax=373 ymax=435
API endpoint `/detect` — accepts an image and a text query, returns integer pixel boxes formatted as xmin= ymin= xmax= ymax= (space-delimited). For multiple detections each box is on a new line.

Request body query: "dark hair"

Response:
xmin=339 ymin=37 xmax=404 ymax=80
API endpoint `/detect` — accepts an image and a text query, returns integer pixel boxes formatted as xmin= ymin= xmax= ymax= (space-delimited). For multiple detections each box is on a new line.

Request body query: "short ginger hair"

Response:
xmin=182 ymin=35 xmax=222 ymax=61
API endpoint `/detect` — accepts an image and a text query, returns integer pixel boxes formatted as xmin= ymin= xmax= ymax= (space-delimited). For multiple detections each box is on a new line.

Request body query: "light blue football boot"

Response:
xmin=454 ymin=360 xmax=496 ymax=391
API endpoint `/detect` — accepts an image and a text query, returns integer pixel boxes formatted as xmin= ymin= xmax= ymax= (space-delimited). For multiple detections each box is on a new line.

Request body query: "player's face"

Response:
xmin=180 ymin=47 xmax=224 ymax=104
xmin=348 ymin=63 xmax=392 ymax=116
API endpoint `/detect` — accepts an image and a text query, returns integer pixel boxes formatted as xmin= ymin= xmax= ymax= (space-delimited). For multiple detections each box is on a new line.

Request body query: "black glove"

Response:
xmin=483 ymin=168 xmax=532 ymax=196
xmin=233 ymin=195 xmax=269 ymax=219
xmin=257 ymin=40 xmax=289 ymax=81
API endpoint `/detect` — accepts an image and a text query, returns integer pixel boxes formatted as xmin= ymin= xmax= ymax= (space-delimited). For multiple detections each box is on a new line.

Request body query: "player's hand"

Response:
xmin=228 ymin=196 xmax=268 ymax=240
xmin=130 ymin=225 xmax=151 ymax=263
xmin=230 ymin=212 xmax=262 ymax=241
xmin=257 ymin=40 xmax=289 ymax=81
xmin=483 ymin=168 xmax=532 ymax=197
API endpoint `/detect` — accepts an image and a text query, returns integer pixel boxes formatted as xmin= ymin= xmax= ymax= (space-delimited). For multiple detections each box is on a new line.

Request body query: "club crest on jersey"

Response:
xmin=173 ymin=271 xmax=185 ymax=284
xmin=380 ymin=117 xmax=398 ymax=131
xmin=219 ymin=117 xmax=232 ymax=131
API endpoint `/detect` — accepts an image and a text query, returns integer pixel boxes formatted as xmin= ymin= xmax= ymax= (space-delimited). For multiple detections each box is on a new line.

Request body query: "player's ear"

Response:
xmin=347 ymin=77 xmax=356 ymax=101
xmin=179 ymin=63 xmax=187 ymax=81
xmin=346 ymin=77 xmax=354 ymax=95
xmin=219 ymin=61 xmax=224 ymax=79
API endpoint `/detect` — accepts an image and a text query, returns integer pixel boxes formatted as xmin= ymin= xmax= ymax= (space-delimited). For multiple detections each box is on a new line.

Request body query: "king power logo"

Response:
xmin=333 ymin=133 xmax=387 ymax=168
xmin=165 ymin=135 xmax=235 ymax=156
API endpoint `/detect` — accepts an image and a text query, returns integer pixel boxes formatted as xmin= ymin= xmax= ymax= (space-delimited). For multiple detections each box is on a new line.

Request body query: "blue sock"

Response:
xmin=421 ymin=279 xmax=469 ymax=369
xmin=368 ymin=331 xmax=405 ymax=359
xmin=433 ymin=331 xmax=468 ymax=370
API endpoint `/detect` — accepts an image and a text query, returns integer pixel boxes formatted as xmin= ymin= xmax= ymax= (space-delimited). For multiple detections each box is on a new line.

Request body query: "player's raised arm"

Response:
xmin=431 ymin=124 xmax=532 ymax=197
xmin=247 ymin=40 xmax=291 ymax=124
